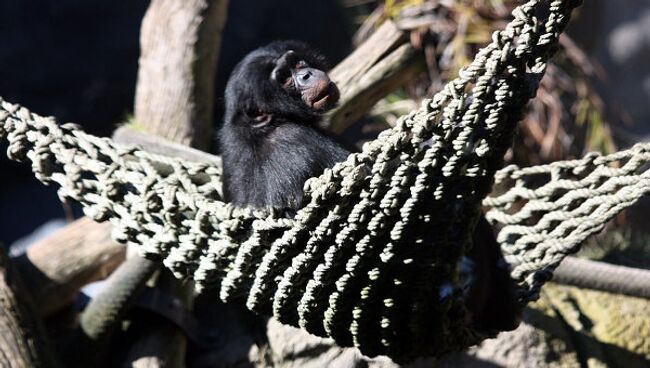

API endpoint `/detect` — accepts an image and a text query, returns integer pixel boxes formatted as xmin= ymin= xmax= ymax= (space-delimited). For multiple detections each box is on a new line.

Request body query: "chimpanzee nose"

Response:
xmin=294 ymin=68 xmax=328 ymax=88
xmin=299 ymin=70 xmax=312 ymax=81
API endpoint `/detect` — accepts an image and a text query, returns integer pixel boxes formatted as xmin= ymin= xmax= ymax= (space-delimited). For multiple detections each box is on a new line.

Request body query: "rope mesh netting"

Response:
xmin=484 ymin=144 xmax=650 ymax=303
xmin=0 ymin=0 xmax=615 ymax=361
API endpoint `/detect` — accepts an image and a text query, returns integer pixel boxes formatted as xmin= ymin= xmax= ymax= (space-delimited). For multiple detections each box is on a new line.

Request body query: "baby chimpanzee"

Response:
xmin=219 ymin=40 xmax=350 ymax=211
xmin=219 ymin=41 xmax=520 ymax=335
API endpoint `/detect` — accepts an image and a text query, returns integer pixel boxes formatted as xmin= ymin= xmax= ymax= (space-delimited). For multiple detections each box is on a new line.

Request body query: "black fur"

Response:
xmin=220 ymin=41 xmax=349 ymax=211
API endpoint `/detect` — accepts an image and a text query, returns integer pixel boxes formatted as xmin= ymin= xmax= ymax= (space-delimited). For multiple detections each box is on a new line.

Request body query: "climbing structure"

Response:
xmin=5 ymin=0 xmax=638 ymax=362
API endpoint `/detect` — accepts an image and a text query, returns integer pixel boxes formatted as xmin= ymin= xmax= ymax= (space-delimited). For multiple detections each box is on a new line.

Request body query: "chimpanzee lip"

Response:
xmin=312 ymin=83 xmax=339 ymax=109
xmin=313 ymin=93 xmax=330 ymax=108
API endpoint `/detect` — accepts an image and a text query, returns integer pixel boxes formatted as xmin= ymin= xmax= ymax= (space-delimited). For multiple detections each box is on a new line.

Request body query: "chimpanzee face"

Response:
xmin=224 ymin=41 xmax=339 ymax=128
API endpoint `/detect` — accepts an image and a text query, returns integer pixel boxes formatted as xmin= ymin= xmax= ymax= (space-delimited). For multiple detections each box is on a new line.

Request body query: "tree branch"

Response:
xmin=15 ymin=218 xmax=125 ymax=317
xmin=0 ymin=245 xmax=61 ymax=367
xmin=134 ymin=0 xmax=229 ymax=150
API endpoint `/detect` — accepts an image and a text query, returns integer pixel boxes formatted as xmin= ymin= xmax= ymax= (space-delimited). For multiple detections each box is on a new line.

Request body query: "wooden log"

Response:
xmin=113 ymin=127 xmax=221 ymax=166
xmin=15 ymin=217 xmax=126 ymax=317
xmin=329 ymin=21 xmax=407 ymax=91
xmin=121 ymin=0 xmax=229 ymax=366
xmin=134 ymin=0 xmax=229 ymax=149
xmin=327 ymin=43 xmax=425 ymax=134
xmin=326 ymin=21 xmax=425 ymax=134
xmin=124 ymin=273 xmax=195 ymax=368
xmin=0 ymin=245 xmax=61 ymax=367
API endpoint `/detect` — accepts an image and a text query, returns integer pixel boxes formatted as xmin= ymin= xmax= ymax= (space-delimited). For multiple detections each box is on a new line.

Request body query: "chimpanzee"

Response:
xmin=218 ymin=41 xmax=520 ymax=335
xmin=219 ymin=41 xmax=350 ymax=211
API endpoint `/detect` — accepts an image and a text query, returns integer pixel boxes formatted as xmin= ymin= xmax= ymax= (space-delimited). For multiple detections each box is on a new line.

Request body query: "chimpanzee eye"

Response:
xmin=271 ymin=65 xmax=295 ymax=90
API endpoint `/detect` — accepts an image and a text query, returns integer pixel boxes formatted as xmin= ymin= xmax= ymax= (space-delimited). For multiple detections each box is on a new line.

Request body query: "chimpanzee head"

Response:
xmin=224 ymin=40 xmax=339 ymax=128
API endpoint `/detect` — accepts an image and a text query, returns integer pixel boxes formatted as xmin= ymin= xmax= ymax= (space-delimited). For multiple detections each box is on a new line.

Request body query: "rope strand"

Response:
xmin=0 ymin=0 xmax=583 ymax=361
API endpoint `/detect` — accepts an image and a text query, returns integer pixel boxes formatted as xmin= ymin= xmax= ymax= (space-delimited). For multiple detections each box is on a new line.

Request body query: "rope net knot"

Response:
xmin=484 ymin=143 xmax=650 ymax=302
xmin=0 ymin=0 xmax=585 ymax=362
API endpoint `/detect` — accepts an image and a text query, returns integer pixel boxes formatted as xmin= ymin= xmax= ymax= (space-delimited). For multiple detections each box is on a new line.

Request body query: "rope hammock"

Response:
xmin=485 ymin=144 xmax=650 ymax=302
xmin=7 ymin=0 xmax=644 ymax=362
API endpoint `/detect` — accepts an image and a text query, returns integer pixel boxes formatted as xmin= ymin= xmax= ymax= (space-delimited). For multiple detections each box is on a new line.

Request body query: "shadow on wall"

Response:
xmin=0 ymin=0 xmax=352 ymax=245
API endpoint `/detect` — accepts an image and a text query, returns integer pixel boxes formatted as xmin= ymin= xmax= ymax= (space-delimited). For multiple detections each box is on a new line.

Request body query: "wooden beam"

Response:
xmin=0 ymin=245 xmax=61 ymax=367
xmin=122 ymin=1 xmax=230 ymax=366
xmin=325 ymin=21 xmax=424 ymax=133
xmin=134 ymin=0 xmax=229 ymax=149
xmin=113 ymin=127 xmax=221 ymax=166
xmin=15 ymin=217 xmax=125 ymax=317
xmin=327 ymin=43 xmax=425 ymax=134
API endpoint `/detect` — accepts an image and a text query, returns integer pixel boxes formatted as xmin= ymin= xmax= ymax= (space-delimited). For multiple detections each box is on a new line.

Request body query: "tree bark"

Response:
xmin=327 ymin=43 xmax=424 ymax=134
xmin=15 ymin=217 xmax=126 ymax=317
xmin=134 ymin=0 xmax=229 ymax=149
xmin=113 ymin=126 xmax=221 ymax=166
xmin=325 ymin=21 xmax=424 ymax=133
xmin=124 ymin=1 xmax=229 ymax=366
xmin=0 ymin=245 xmax=61 ymax=368
xmin=124 ymin=274 xmax=195 ymax=368
xmin=329 ymin=21 xmax=407 ymax=92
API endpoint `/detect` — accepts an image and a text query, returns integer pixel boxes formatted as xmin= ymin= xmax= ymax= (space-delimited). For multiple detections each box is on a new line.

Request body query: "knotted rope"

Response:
xmin=0 ymin=0 xmax=583 ymax=361
xmin=484 ymin=143 xmax=650 ymax=302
